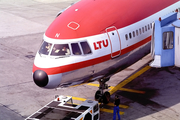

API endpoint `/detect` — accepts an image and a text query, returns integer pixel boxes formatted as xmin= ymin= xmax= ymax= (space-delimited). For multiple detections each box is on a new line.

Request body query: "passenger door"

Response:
xmin=106 ymin=26 xmax=121 ymax=58
xmin=161 ymin=28 xmax=174 ymax=67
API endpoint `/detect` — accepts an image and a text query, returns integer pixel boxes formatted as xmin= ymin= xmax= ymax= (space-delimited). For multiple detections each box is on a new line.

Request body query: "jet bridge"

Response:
xmin=150 ymin=11 xmax=180 ymax=68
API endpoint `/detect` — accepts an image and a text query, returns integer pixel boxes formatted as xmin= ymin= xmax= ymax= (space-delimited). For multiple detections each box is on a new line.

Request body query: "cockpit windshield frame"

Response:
xmin=50 ymin=44 xmax=71 ymax=56
xmin=38 ymin=40 xmax=92 ymax=58
xmin=38 ymin=41 xmax=71 ymax=57
xmin=38 ymin=41 xmax=52 ymax=55
xmin=71 ymin=42 xmax=82 ymax=55
xmin=80 ymin=41 xmax=92 ymax=55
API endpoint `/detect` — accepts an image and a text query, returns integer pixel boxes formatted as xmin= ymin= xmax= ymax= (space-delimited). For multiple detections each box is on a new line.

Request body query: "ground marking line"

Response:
xmin=69 ymin=96 xmax=86 ymax=101
xmin=109 ymin=66 xmax=151 ymax=95
xmin=87 ymin=83 xmax=145 ymax=94
xmin=100 ymin=108 xmax=124 ymax=115
xmin=107 ymin=103 xmax=129 ymax=109
xmin=69 ymin=66 xmax=150 ymax=114
xmin=119 ymin=88 xmax=145 ymax=94
xmin=87 ymin=83 xmax=99 ymax=87
xmin=69 ymin=96 xmax=128 ymax=111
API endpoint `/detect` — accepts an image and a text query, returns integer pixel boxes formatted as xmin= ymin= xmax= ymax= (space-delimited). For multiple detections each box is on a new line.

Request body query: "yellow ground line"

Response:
xmin=70 ymin=103 xmax=125 ymax=114
xmin=100 ymin=108 xmax=124 ymax=115
xmin=72 ymin=102 xmax=125 ymax=114
xmin=70 ymin=96 xmax=127 ymax=114
xmin=109 ymin=86 xmax=115 ymax=89
xmin=107 ymin=103 xmax=129 ymax=109
xmin=87 ymin=83 xmax=99 ymax=87
xmin=71 ymin=96 xmax=128 ymax=109
xmin=87 ymin=83 xmax=144 ymax=94
xmin=119 ymin=88 xmax=145 ymax=94
xmin=69 ymin=66 xmax=151 ymax=115
xmin=70 ymin=96 xmax=86 ymax=101
xmin=87 ymin=66 xmax=150 ymax=95
xmin=109 ymin=66 xmax=151 ymax=95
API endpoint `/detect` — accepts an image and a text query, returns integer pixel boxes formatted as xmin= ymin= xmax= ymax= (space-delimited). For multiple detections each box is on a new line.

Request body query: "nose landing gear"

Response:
xmin=95 ymin=78 xmax=111 ymax=104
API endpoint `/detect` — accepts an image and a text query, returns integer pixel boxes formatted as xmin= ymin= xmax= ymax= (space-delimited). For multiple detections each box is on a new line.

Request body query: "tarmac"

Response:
xmin=1 ymin=0 xmax=180 ymax=120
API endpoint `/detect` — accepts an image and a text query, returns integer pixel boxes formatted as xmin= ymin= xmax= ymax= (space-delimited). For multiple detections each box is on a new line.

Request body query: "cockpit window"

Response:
xmin=51 ymin=44 xmax=70 ymax=56
xmin=71 ymin=43 xmax=82 ymax=55
xmin=80 ymin=41 xmax=92 ymax=54
xmin=39 ymin=41 xmax=52 ymax=55
xmin=39 ymin=41 xmax=91 ymax=57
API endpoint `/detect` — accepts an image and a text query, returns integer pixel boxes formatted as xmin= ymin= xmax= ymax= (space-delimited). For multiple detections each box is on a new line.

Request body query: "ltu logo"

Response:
xmin=93 ymin=39 xmax=109 ymax=50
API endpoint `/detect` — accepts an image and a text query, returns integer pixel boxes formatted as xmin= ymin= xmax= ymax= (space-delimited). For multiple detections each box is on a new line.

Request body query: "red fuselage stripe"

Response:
xmin=33 ymin=36 xmax=151 ymax=75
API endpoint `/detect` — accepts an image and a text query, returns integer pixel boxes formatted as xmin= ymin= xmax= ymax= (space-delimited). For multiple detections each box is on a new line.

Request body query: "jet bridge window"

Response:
xmin=71 ymin=43 xmax=82 ymax=55
xmin=50 ymin=44 xmax=71 ymax=56
xmin=163 ymin=31 xmax=174 ymax=49
xmin=80 ymin=41 xmax=92 ymax=54
xmin=39 ymin=41 xmax=52 ymax=55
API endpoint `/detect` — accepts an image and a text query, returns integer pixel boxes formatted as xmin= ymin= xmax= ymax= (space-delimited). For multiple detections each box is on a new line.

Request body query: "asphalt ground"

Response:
xmin=1 ymin=0 xmax=180 ymax=120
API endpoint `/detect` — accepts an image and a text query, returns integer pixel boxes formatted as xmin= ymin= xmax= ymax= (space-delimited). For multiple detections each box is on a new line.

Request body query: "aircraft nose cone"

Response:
xmin=33 ymin=70 xmax=49 ymax=87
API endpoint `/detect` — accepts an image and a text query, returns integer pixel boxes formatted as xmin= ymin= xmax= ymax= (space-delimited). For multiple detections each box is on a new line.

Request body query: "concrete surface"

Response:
xmin=0 ymin=0 xmax=77 ymax=38
xmin=1 ymin=0 xmax=180 ymax=120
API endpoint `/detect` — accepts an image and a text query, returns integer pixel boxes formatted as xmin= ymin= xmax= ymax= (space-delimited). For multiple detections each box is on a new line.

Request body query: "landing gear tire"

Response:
xmin=95 ymin=90 xmax=110 ymax=104
xmin=103 ymin=91 xmax=110 ymax=104
xmin=95 ymin=90 xmax=102 ymax=101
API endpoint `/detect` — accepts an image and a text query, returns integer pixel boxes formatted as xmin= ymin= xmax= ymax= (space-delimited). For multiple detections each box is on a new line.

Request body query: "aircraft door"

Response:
xmin=106 ymin=26 xmax=121 ymax=58
xmin=161 ymin=28 xmax=174 ymax=67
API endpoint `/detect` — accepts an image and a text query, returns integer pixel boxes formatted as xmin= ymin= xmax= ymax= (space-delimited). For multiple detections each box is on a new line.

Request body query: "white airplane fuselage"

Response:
xmin=33 ymin=0 xmax=180 ymax=89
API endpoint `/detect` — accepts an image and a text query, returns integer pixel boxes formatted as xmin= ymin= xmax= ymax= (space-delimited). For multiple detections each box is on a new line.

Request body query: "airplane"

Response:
xmin=32 ymin=0 xmax=180 ymax=104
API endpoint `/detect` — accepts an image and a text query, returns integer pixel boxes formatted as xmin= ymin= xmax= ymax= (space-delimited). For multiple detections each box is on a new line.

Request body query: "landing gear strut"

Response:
xmin=95 ymin=78 xmax=110 ymax=104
